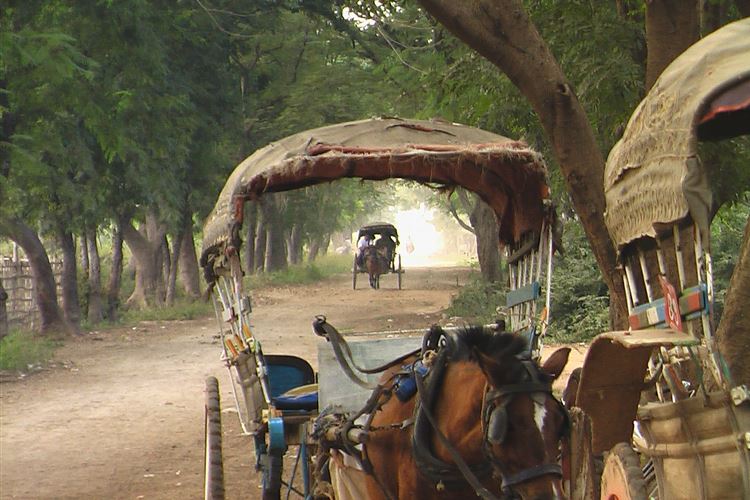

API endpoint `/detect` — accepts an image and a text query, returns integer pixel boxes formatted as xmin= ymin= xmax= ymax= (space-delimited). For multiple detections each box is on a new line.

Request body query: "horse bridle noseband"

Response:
xmin=481 ymin=361 xmax=570 ymax=494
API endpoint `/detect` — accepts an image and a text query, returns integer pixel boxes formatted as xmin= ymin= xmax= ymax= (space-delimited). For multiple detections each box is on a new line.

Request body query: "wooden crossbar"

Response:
xmin=628 ymin=284 xmax=707 ymax=330
xmin=506 ymin=281 xmax=541 ymax=309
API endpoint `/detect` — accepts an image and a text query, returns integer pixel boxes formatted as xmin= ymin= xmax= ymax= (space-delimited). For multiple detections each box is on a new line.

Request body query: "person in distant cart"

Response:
xmin=356 ymin=234 xmax=373 ymax=267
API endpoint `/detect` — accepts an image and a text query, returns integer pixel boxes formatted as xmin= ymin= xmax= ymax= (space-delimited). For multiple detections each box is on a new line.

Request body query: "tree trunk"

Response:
xmin=244 ymin=201 xmax=257 ymax=274
xmin=57 ymin=228 xmax=81 ymax=331
xmin=307 ymin=233 xmax=329 ymax=262
xmin=86 ymin=228 xmax=103 ymax=324
xmin=0 ymin=278 xmax=9 ymax=340
xmin=158 ymin=235 xmax=169 ymax=302
xmin=254 ymin=199 xmax=268 ymax=272
xmin=122 ymin=211 xmax=167 ymax=309
xmin=716 ymin=217 xmax=750 ymax=389
xmin=80 ymin=234 xmax=89 ymax=279
xmin=166 ymin=230 xmax=183 ymax=306
xmin=263 ymin=195 xmax=287 ymax=272
xmin=287 ymin=225 xmax=303 ymax=265
xmin=645 ymin=0 xmax=699 ymax=90
xmin=106 ymin=219 xmax=124 ymax=321
xmin=178 ymin=218 xmax=201 ymax=299
xmin=0 ymin=218 xmax=72 ymax=335
xmin=414 ymin=0 xmax=630 ymax=326
xmin=469 ymin=197 xmax=502 ymax=283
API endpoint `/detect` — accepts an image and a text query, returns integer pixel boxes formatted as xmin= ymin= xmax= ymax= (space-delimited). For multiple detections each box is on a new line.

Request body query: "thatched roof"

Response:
xmin=604 ymin=18 xmax=750 ymax=251
xmin=201 ymin=117 xmax=552 ymax=268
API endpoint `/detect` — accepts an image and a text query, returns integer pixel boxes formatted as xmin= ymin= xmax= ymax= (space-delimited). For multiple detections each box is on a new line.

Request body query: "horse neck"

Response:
xmin=431 ymin=361 xmax=486 ymax=461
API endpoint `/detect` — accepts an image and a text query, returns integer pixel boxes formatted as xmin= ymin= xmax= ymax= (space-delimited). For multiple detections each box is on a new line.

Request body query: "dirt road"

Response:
xmin=0 ymin=266 xmax=584 ymax=499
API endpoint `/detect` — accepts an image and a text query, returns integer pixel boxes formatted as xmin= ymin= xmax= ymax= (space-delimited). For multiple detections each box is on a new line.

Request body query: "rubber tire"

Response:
xmin=204 ymin=377 xmax=225 ymax=500
xmin=262 ymin=449 xmax=283 ymax=500
xmin=600 ymin=442 xmax=648 ymax=500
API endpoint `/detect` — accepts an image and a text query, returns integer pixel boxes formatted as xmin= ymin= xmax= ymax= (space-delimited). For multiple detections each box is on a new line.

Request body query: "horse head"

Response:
xmin=466 ymin=329 xmax=570 ymax=500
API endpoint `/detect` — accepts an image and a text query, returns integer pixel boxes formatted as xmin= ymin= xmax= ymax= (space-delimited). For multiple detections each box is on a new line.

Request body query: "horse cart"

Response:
xmin=352 ymin=222 xmax=403 ymax=289
xmin=566 ymin=19 xmax=750 ymax=500
xmin=199 ymin=116 xmax=571 ymax=499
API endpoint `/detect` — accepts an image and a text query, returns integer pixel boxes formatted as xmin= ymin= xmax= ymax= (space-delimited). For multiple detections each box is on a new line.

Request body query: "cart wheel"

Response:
xmin=352 ymin=257 xmax=357 ymax=289
xmin=396 ymin=254 xmax=402 ymax=290
xmin=600 ymin=442 xmax=647 ymax=500
xmin=262 ymin=449 xmax=283 ymax=500
xmin=204 ymin=377 xmax=224 ymax=500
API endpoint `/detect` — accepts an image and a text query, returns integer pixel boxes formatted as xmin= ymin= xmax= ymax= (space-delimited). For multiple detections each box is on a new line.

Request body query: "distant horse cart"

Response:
xmin=352 ymin=223 xmax=402 ymax=289
xmin=566 ymin=19 xmax=750 ymax=500
xmin=199 ymin=116 xmax=562 ymax=499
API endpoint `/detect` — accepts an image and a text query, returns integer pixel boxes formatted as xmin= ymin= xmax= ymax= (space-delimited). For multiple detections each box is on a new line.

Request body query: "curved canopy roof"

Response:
xmin=604 ymin=18 xmax=750 ymax=251
xmin=201 ymin=117 xmax=552 ymax=266
xmin=357 ymin=223 xmax=399 ymax=241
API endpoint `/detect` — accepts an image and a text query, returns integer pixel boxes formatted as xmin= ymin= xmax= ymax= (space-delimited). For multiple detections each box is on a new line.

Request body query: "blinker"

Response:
xmin=487 ymin=406 xmax=508 ymax=444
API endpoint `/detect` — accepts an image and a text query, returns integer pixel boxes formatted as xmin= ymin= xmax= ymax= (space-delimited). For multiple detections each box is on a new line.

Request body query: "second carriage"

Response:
xmin=352 ymin=222 xmax=403 ymax=290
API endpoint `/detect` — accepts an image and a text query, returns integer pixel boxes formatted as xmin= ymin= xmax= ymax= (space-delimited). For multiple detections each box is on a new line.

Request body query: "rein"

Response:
xmin=312 ymin=315 xmax=421 ymax=388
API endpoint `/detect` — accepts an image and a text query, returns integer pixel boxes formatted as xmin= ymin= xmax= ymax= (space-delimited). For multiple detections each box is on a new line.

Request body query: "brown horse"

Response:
xmin=362 ymin=326 xmax=571 ymax=500
xmin=363 ymin=245 xmax=390 ymax=289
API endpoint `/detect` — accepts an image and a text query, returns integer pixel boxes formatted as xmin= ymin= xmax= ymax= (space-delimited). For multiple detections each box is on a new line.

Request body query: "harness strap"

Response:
xmin=502 ymin=463 xmax=563 ymax=490
xmin=414 ymin=366 xmax=503 ymax=500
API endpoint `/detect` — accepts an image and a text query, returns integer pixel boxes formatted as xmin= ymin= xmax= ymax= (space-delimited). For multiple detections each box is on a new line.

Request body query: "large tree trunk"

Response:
xmin=0 ymin=278 xmax=9 ymax=340
xmin=122 ymin=210 xmax=167 ymax=309
xmin=416 ymin=0 xmax=628 ymax=325
xmin=287 ymin=225 xmax=303 ymax=265
xmin=106 ymin=219 xmax=124 ymax=321
xmin=166 ymin=231 xmax=182 ymax=306
xmin=86 ymin=228 xmax=103 ymax=324
xmin=254 ymin=199 xmax=268 ymax=272
xmin=716 ymin=218 xmax=750 ymax=389
xmin=57 ymin=228 xmax=81 ymax=331
xmin=178 ymin=218 xmax=201 ymax=299
xmin=0 ymin=218 xmax=72 ymax=335
xmin=469 ymin=198 xmax=502 ymax=283
xmin=645 ymin=0 xmax=699 ymax=90
xmin=263 ymin=195 xmax=287 ymax=272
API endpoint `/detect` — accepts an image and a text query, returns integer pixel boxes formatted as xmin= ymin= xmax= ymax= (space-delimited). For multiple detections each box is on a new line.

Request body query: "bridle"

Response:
xmin=412 ymin=351 xmax=569 ymax=500
xmin=480 ymin=356 xmax=570 ymax=496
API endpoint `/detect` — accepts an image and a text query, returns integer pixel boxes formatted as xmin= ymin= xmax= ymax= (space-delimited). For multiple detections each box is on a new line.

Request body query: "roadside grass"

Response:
xmin=444 ymin=276 xmax=506 ymax=324
xmin=0 ymin=330 xmax=58 ymax=372
xmin=118 ymin=298 xmax=213 ymax=323
xmin=246 ymin=254 xmax=351 ymax=288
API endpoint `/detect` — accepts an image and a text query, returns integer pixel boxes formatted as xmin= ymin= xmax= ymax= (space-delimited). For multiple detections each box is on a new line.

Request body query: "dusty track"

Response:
xmin=0 ymin=266 xmax=584 ymax=499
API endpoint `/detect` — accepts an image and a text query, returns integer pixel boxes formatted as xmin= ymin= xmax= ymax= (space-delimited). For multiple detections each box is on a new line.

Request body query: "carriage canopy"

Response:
xmin=200 ymin=117 xmax=553 ymax=272
xmin=356 ymin=223 xmax=399 ymax=244
xmin=604 ymin=18 xmax=750 ymax=252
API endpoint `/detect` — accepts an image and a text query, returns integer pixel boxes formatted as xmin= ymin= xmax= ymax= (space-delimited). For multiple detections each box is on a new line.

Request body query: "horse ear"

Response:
xmin=541 ymin=347 xmax=571 ymax=381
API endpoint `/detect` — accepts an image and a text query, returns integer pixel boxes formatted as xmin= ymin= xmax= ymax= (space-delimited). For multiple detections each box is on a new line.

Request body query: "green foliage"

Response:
xmin=444 ymin=276 xmax=506 ymax=324
xmin=547 ymin=219 xmax=610 ymax=343
xmin=0 ymin=331 xmax=58 ymax=372
xmin=711 ymin=196 xmax=750 ymax=321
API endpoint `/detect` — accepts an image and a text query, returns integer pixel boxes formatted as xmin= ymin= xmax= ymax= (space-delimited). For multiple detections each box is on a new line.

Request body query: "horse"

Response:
xmin=361 ymin=325 xmax=571 ymax=500
xmin=362 ymin=245 xmax=390 ymax=289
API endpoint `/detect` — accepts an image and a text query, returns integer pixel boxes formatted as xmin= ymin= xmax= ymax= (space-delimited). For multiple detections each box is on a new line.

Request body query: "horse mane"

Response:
xmin=450 ymin=325 xmax=527 ymax=361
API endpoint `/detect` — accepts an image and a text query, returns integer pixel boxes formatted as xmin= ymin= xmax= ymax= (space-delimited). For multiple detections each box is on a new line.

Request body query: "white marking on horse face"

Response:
xmin=533 ymin=401 xmax=547 ymax=434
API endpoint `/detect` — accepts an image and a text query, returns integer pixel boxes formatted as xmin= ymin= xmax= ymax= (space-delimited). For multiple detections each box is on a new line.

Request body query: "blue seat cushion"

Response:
xmin=272 ymin=386 xmax=318 ymax=411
